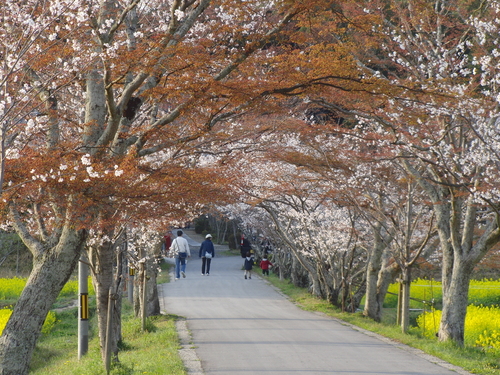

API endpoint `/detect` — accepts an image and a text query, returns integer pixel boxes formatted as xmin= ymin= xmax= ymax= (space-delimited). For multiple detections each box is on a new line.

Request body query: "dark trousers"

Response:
xmin=262 ymin=269 xmax=269 ymax=275
xmin=202 ymin=257 xmax=212 ymax=274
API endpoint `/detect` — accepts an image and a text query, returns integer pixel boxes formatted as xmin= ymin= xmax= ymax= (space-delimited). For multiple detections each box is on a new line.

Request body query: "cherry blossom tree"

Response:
xmin=221 ymin=130 xmax=369 ymax=309
xmin=248 ymin=112 xmax=440 ymax=322
xmin=352 ymin=0 xmax=500 ymax=345
xmin=0 ymin=0 xmax=341 ymax=372
xmin=216 ymin=0 xmax=500 ymax=347
xmin=219 ymin=0 xmax=500 ymax=342
xmin=126 ymin=225 xmax=163 ymax=318
xmin=285 ymin=0 xmax=500 ymax=345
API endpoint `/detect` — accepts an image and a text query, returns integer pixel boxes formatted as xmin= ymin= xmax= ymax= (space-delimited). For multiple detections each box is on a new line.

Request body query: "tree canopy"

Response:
xmin=2 ymin=0 xmax=500 ymax=373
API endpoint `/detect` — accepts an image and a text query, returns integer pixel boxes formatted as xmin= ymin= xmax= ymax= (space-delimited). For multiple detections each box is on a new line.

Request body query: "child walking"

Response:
xmin=244 ymin=252 xmax=254 ymax=279
xmin=260 ymin=256 xmax=273 ymax=276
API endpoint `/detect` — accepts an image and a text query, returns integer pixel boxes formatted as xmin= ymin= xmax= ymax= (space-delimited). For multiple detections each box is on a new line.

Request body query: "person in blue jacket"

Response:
xmin=244 ymin=252 xmax=254 ymax=279
xmin=199 ymin=234 xmax=215 ymax=275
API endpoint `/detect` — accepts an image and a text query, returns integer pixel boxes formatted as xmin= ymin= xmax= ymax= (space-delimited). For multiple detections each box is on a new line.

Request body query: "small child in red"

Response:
xmin=260 ymin=256 xmax=273 ymax=276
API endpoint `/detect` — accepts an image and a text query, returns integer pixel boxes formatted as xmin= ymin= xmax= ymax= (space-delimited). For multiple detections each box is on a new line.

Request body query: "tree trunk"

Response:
xmin=403 ymin=161 xmax=500 ymax=345
xmin=221 ymin=221 xmax=228 ymax=246
xmin=363 ymin=224 xmax=395 ymax=321
xmin=438 ymin=260 xmax=472 ymax=343
xmin=275 ymin=248 xmax=290 ymax=281
xmin=88 ymin=239 xmax=123 ymax=362
xmin=364 ymin=261 xmax=382 ymax=320
xmin=0 ymin=228 xmax=85 ymax=375
xmin=133 ymin=248 xmax=161 ymax=318
xmin=290 ymin=254 xmax=310 ymax=289
xmin=144 ymin=258 xmax=161 ymax=316
xmin=400 ymin=268 xmax=411 ymax=333
xmin=83 ymin=70 xmax=106 ymax=150
xmin=134 ymin=272 xmax=141 ymax=317
xmin=347 ymin=281 xmax=366 ymax=313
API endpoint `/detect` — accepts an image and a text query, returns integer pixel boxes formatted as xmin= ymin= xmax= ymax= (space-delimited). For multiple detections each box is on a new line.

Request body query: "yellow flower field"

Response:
xmin=0 ymin=307 xmax=57 ymax=336
xmin=417 ymin=305 xmax=500 ymax=353
xmin=386 ymin=278 xmax=500 ymax=308
xmin=0 ymin=277 xmax=94 ymax=335
xmin=0 ymin=277 xmax=94 ymax=300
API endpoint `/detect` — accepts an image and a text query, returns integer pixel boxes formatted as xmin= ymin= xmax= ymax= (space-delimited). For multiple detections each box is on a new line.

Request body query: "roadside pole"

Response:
xmin=128 ymin=266 xmax=135 ymax=304
xmin=78 ymin=255 xmax=89 ymax=359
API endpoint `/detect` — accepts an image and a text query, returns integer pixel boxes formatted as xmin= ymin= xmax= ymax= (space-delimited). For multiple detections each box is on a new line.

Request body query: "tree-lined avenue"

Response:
xmin=160 ymin=231 xmax=472 ymax=375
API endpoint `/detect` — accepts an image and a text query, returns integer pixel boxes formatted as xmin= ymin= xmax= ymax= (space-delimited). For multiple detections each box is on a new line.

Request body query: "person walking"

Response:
xmin=260 ymin=256 xmax=273 ymax=276
xmin=170 ymin=230 xmax=191 ymax=280
xmin=244 ymin=252 xmax=254 ymax=279
xmin=199 ymin=234 xmax=215 ymax=276
xmin=240 ymin=234 xmax=252 ymax=258
xmin=162 ymin=230 xmax=173 ymax=255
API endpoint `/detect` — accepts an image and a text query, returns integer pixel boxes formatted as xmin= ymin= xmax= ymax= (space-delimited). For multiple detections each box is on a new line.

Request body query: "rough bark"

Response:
xmin=88 ymin=241 xmax=117 ymax=361
xmin=400 ymin=268 xmax=411 ymax=332
xmin=274 ymin=248 xmax=292 ymax=281
xmin=436 ymin=199 xmax=500 ymax=344
xmin=439 ymin=260 xmax=473 ymax=343
xmin=363 ymin=223 xmax=395 ymax=321
xmin=133 ymin=258 xmax=161 ymax=317
xmin=88 ymin=233 xmax=127 ymax=362
xmin=83 ymin=70 xmax=107 ymax=150
xmin=404 ymin=161 xmax=500 ymax=345
xmin=133 ymin=238 xmax=162 ymax=318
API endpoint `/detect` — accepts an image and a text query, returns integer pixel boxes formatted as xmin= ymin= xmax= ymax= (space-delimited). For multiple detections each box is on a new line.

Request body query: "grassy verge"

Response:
xmin=26 ymin=261 xmax=498 ymax=375
xmin=157 ymin=258 xmax=172 ymax=284
xmin=265 ymin=274 xmax=500 ymax=375
xmin=218 ymin=249 xmax=240 ymax=257
xmin=30 ymin=301 xmax=185 ymax=375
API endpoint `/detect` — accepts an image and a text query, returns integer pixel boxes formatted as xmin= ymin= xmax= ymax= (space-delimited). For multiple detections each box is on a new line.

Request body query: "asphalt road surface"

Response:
xmin=159 ymin=233 xmax=470 ymax=375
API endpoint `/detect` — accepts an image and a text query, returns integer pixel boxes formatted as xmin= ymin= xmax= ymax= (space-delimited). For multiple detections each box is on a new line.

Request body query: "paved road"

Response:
xmin=159 ymin=233 xmax=470 ymax=375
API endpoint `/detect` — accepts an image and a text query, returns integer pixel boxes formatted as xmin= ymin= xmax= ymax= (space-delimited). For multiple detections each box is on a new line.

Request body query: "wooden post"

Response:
xmin=396 ymin=274 xmax=403 ymax=326
xmin=104 ymin=288 xmax=113 ymax=374
xmin=141 ymin=262 xmax=147 ymax=331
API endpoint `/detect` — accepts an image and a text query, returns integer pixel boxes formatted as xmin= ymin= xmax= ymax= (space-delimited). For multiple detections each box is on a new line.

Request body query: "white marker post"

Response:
xmin=78 ymin=256 xmax=89 ymax=359
xmin=128 ymin=266 xmax=135 ymax=304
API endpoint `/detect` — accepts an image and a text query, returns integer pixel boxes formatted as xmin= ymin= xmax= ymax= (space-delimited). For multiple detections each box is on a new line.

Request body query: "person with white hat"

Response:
xmin=199 ymin=234 xmax=215 ymax=276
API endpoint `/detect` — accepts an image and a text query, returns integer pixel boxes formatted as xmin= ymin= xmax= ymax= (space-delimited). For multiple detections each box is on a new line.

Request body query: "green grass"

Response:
xmin=156 ymin=259 xmax=172 ymax=284
xmin=18 ymin=263 xmax=499 ymax=375
xmin=217 ymin=248 xmax=240 ymax=257
xmin=24 ymin=262 xmax=183 ymax=374
xmin=265 ymin=274 xmax=500 ymax=375
xmin=30 ymin=301 xmax=185 ymax=375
